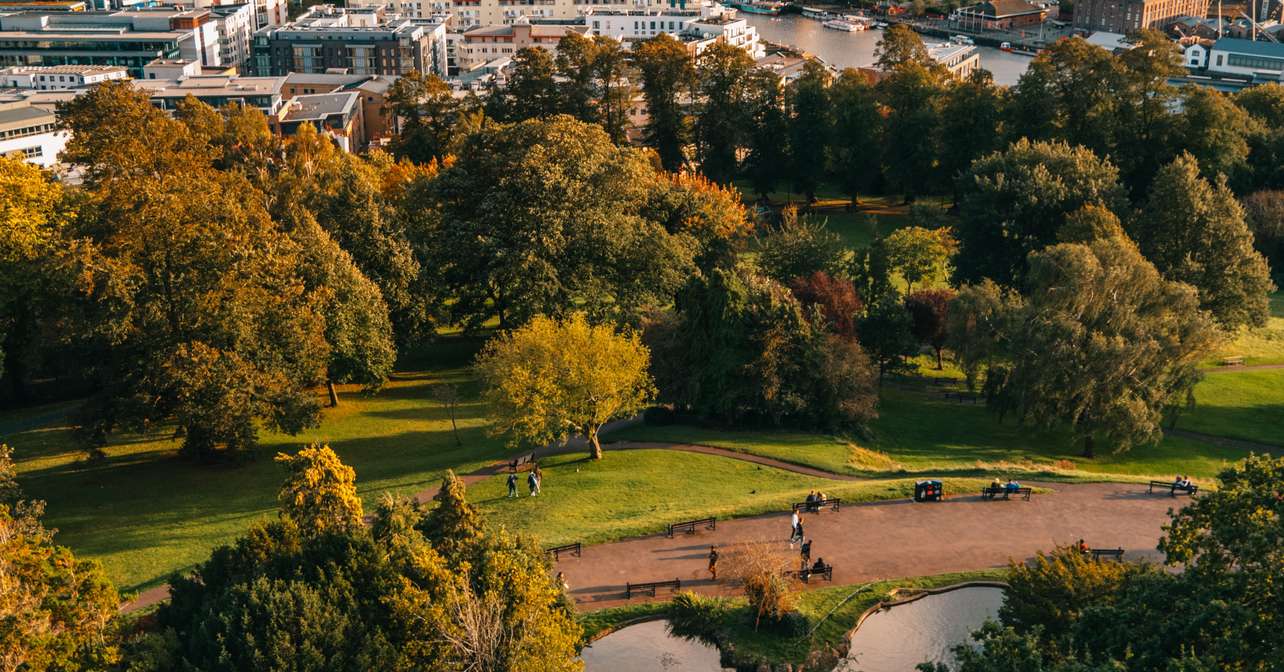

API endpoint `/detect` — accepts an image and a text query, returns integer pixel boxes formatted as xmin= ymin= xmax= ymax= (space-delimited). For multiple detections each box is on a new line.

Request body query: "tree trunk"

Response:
xmin=327 ymin=380 xmax=339 ymax=408
xmin=448 ymin=403 xmax=461 ymax=446
xmin=1081 ymin=435 xmax=1095 ymax=459
xmin=935 ymin=347 xmax=943 ymax=370
xmin=587 ymin=426 xmax=603 ymax=460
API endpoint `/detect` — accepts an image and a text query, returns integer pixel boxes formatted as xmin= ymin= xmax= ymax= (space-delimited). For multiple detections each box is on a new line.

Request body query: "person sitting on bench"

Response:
xmin=1004 ymin=479 xmax=1021 ymax=493
xmin=811 ymin=557 xmax=827 ymax=575
xmin=1177 ymin=475 xmax=1191 ymax=490
xmin=989 ymin=477 xmax=1002 ymax=491
xmin=805 ymin=491 xmax=818 ymax=512
xmin=1078 ymin=539 xmax=1089 ymax=554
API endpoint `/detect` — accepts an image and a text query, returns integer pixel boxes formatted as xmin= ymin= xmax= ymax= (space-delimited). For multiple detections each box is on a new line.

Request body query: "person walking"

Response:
xmin=528 ymin=470 xmax=538 ymax=497
xmin=800 ymin=538 xmax=812 ymax=568
xmin=533 ymin=464 xmax=543 ymax=495
xmin=708 ymin=546 xmax=719 ymax=581
xmin=507 ymin=472 xmax=518 ymax=498
xmin=790 ymin=510 xmax=801 ymax=548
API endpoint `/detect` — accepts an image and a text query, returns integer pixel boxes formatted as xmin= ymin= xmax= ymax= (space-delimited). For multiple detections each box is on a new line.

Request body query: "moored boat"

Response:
xmin=823 ymin=17 xmax=863 ymax=31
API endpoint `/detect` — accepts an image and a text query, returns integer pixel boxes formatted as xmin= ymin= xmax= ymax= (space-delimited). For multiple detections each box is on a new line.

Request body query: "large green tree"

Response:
xmin=786 ymin=60 xmax=832 ymax=202
xmin=694 ymin=42 xmax=754 ymax=184
xmin=743 ymin=67 xmax=790 ymax=200
xmin=489 ymin=47 xmax=560 ymax=121
xmin=632 ymin=34 xmax=695 ymax=172
xmin=877 ymin=61 xmax=944 ymax=202
xmin=954 ymin=139 xmax=1127 ymax=287
xmin=386 ymin=70 xmax=464 ymax=164
xmin=1131 ymin=152 xmax=1275 ymax=329
xmin=830 ymin=69 xmax=883 ymax=206
xmin=938 ymin=70 xmax=1004 ymax=204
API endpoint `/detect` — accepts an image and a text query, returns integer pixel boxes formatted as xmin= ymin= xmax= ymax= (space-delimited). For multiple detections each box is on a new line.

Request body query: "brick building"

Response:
xmin=1072 ymin=0 xmax=1209 ymax=33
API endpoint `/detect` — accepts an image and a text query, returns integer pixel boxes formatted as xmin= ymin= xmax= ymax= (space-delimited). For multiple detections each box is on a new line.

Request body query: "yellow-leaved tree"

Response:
xmin=475 ymin=313 xmax=655 ymax=460
xmin=274 ymin=443 xmax=364 ymax=536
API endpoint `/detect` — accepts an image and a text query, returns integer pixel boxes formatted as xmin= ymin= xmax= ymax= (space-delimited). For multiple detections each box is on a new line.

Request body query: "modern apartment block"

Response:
xmin=417 ymin=0 xmax=689 ymax=28
xmin=0 ymin=99 xmax=65 ymax=167
xmin=1072 ymin=0 xmax=1208 ymax=33
xmin=250 ymin=5 xmax=448 ymax=77
xmin=0 ymin=9 xmax=223 ymax=76
xmin=457 ymin=19 xmax=589 ymax=69
xmin=0 ymin=64 xmax=128 ymax=89
xmin=587 ymin=2 xmax=763 ymax=57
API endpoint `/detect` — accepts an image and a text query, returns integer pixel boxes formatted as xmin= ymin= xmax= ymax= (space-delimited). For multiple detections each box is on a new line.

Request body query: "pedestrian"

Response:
xmin=556 ymin=571 xmax=569 ymax=592
xmin=795 ymin=520 xmax=805 ymax=546
xmin=507 ymin=472 xmax=518 ymax=498
xmin=528 ymin=470 xmax=538 ymax=497
xmin=708 ymin=546 xmax=719 ymax=581
xmin=800 ymin=538 xmax=812 ymax=567
xmin=533 ymin=464 xmax=543 ymax=495
xmin=790 ymin=510 xmax=801 ymax=547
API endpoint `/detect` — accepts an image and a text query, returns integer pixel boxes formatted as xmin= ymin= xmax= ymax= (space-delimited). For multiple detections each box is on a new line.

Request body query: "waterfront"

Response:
xmin=743 ymin=14 xmax=1034 ymax=86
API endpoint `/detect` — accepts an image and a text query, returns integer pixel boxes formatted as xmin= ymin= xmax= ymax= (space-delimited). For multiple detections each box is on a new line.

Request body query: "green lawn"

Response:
xmin=1202 ymin=293 xmax=1284 ymax=367
xmin=471 ymin=449 xmax=996 ymax=548
xmin=7 ymin=339 xmax=509 ymax=593
xmin=1175 ymin=369 xmax=1284 ymax=447
xmin=615 ymin=383 xmax=1266 ymax=483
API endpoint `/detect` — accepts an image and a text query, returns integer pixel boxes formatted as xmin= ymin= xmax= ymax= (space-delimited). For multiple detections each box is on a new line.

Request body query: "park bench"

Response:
xmin=793 ymin=498 xmax=842 ymax=513
xmin=625 ymin=578 xmax=681 ymax=599
xmin=546 ymin=542 xmax=581 ymax=560
xmin=981 ymin=485 xmax=1033 ymax=501
xmin=1148 ymin=481 xmax=1198 ymax=497
xmin=1219 ymin=356 xmax=1245 ymax=367
xmin=1090 ymin=548 xmax=1124 ymax=562
xmin=942 ymin=390 xmax=982 ymax=404
xmin=667 ymin=516 xmax=716 ymax=537
xmin=786 ymin=562 xmax=834 ymax=583
xmin=508 ymin=452 xmax=535 ymax=473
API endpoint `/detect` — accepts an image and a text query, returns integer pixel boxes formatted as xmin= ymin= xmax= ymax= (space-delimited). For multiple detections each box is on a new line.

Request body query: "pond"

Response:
xmin=837 ymin=586 xmax=1005 ymax=672
xmin=581 ymin=619 xmax=732 ymax=672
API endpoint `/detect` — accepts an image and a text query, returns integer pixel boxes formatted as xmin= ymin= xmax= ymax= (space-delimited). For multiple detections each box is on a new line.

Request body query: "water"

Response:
xmin=838 ymin=586 xmax=1005 ymax=672
xmin=582 ymin=619 xmax=732 ymax=672
xmin=744 ymin=14 xmax=1033 ymax=86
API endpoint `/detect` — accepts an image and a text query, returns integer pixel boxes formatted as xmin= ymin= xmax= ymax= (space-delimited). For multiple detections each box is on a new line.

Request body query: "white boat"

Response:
xmin=823 ymin=18 xmax=864 ymax=31
xmin=951 ymin=34 xmax=975 ymax=45
xmin=874 ymin=21 xmax=888 ymax=28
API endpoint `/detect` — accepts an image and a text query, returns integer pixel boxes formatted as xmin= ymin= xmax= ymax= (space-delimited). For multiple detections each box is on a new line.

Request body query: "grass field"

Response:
xmin=1176 ymin=369 xmax=1284 ymax=447
xmin=1202 ymin=293 xmax=1284 ymax=367
xmin=471 ymin=450 xmax=996 ymax=547
xmin=6 ymin=339 xmax=508 ymax=593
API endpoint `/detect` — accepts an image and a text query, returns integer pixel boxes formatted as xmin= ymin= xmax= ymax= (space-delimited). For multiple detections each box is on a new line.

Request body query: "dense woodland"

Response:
xmin=0 ymin=24 xmax=1281 ymax=672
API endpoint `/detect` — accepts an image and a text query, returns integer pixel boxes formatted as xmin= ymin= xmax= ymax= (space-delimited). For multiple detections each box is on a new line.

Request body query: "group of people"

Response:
xmin=507 ymin=464 xmax=543 ymax=497
xmin=1172 ymin=474 xmax=1193 ymax=491
xmin=790 ymin=510 xmax=806 ymax=546
xmin=803 ymin=490 xmax=830 ymax=512
xmin=989 ymin=477 xmax=1022 ymax=493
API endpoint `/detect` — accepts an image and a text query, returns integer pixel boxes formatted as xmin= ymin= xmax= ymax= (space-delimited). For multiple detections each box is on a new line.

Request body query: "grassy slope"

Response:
xmin=7 ymin=341 xmax=508 ymax=593
xmin=1176 ymin=369 xmax=1284 ymax=447
xmin=472 ymin=450 xmax=995 ymax=547
xmin=1201 ymin=293 xmax=1284 ymax=367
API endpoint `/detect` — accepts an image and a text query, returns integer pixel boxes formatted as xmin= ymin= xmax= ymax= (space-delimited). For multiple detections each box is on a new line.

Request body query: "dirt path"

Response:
xmin=555 ymin=481 xmax=1182 ymax=611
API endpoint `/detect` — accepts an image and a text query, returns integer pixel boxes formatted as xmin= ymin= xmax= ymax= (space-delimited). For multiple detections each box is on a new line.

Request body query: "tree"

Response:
xmin=877 ymin=61 xmax=944 ymax=202
xmin=274 ymin=444 xmax=364 ymax=536
xmin=1132 ymin=153 xmax=1274 ymax=329
xmin=906 ymin=288 xmax=955 ymax=369
xmin=420 ymin=470 xmax=482 ymax=558
xmin=56 ymin=82 xmax=329 ymax=460
xmin=994 ymin=234 xmax=1217 ymax=457
xmin=786 ymin=60 xmax=832 ymax=202
xmin=475 ymin=313 xmax=655 ymax=460
xmin=1113 ymin=30 xmax=1181 ymax=194
xmin=490 ymin=47 xmax=560 ymax=121
xmin=0 ymin=445 xmax=121 ymax=672
xmin=590 ymin=36 xmax=633 ymax=144
xmin=422 ymin=116 xmax=692 ymax=329
xmin=883 ymin=226 xmax=957 ymax=293
xmin=874 ymin=24 xmax=931 ymax=70
xmin=433 ymin=384 xmax=463 ymax=447
xmin=938 ymin=70 xmax=1004 ymax=204
xmin=743 ymin=67 xmax=790 ymax=200
xmin=955 ymin=139 xmax=1127 ymax=287
xmin=946 ymin=279 xmax=1019 ymax=391
xmin=756 ymin=206 xmax=846 ymax=283
xmin=387 ymin=70 xmax=463 ymax=163
xmin=633 ymin=34 xmax=695 ymax=172
xmin=789 ymin=271 xmax=863 ymax=341
xmin=859 ymin=291 xmax=918 ymax=382
xmin=1174 ymin=86 xmax=1254 ymax=189
xmin=722 ymin=542 xmax=796 ymax=630
xmin=554 ymin=32 xmax=598 ymax=124
xmin=694 ymin=42 xmax=755 ymax=184
xmin=830 ymin=69 xmax=882 ymax=206
xmin=1241 ymin=190 xmax=1284 ymax=279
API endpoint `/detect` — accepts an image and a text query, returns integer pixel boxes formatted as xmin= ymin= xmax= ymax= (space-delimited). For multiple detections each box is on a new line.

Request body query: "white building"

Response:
xmin=926 ymin=41 xmax=980 ymax=79
xmin=587 ymin=3 xmax=763 ymax=57
xmin=0 ymin=101 xmax=67 ymax=168
xmin=1184 ymin=41 xmax=1208 ymax=69
xmin=0 ymin=65 xmax=129 ymax=90
xmin=458 ymin=19 xmax=590 ymax=69
xmin=418 ymin=0 xmax=676 ymax=28
xmin=209 ymin=3 xmax=256 ymax=67
xmin=1203 ymin=37 xmax=1284 ymax=80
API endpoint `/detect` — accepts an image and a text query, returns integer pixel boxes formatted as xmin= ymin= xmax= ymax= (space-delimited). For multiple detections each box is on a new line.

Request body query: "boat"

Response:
xmin=729 ymin=0 xmax=783 ymax=14
xmin=999 ymin=41 xmax=1012 ymax=51
xmin=951 ymin=34 xmax=975 ymax=45
xmin=1010 ymin=45 xmax=1041 ymax=56
xmin=874 ymin=21 xmax=888 ymax=28
xmin=823 ymin=17 xmax=864 ymax=31
xmin=800 ymin=6 xmax=833 ymax=19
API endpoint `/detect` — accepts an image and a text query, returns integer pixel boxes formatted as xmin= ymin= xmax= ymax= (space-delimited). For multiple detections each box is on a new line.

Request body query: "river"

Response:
xmin=743 ymin=14 xmax=1033 ymax=86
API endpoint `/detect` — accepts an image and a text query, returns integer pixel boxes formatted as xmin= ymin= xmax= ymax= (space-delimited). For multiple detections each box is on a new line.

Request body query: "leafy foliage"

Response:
xmin=274 ymin=444 xmax=365 ymax=537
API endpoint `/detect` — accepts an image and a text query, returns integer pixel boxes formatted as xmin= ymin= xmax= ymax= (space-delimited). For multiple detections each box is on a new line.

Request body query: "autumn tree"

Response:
xmin=878 ymin=61 xmax=944 ymax=202
xmin=488 ymin=47 xmax=560 ymax=121
xmin=475 ymin=313 xmax=655 ymax=460
xmin=992 ymin=234 xmax=1217 ymax=457
xmin=57 ymin=82 xmax=329 ymax=459
xmin=723 ymin=542 xmax=796 ymax=630
xmin=789 ymin=271 xmax=863 ymax=341
xmin=420 ymin=469 xmax=482 ymax=558
xmin=883 ymin=226 xmax=957 ymax=293
xmin=275 ymin=444 xmax=364 ymax=536
xmin=387 ymin=70 xmax=464 ymax=163
xmin=633 ymin=33 xmax=695 ymax=172
xmin=906 ymin=288 xmax=955 ymax=369
xmin=1241 ymin=189 xmax=1284 ymax=277
xmin=874 ymin=24 xmax=931 ymax=70
xmin=1131 ymin=153 xmax=1275 ymax=329
xmin=955 ymin=139 xmax=1127 ymax=287
xmin=694 ymin=42 xmax=754 ymax=184
xmin=0 ymin=445 xmax=121 ymax=672
xmin=421 ymin=116 xmax=692 ymax=329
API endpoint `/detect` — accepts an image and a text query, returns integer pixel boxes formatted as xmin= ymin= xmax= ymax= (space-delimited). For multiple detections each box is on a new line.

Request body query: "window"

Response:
xmin=1226 ymin=52 xmax=1284 ymax=71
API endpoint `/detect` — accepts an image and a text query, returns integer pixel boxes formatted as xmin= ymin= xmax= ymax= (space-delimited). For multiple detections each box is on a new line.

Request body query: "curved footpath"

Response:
xmin=120 ymin=440 xmax=1181 ymax=613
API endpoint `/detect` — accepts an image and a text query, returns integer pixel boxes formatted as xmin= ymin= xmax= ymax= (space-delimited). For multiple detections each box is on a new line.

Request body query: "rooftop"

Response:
xmin=462 ymin=23 xmax=589 ymax=37
xmin=0 ymin=64 xmax=127 ymax=74
xmin=283 ymin=90 xmax=358 ymax=121
xmin=958 ymin=0 xmax=1045 ymax=17
xmin=131 ymin=75 xmax=286 ymax=98
xmin=1211 ymin=37 xmax=1284 ymax=58
xmin=0 ymin=101 xmax=54 ymax=132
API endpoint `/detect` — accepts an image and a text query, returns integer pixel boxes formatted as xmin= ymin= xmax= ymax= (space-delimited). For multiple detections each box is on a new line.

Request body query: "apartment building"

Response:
xmin=421 ymin=0 xmax=684 ymax=28
xmin=250 ymin=5 xmax=448 ymax=77
xmin=0 ymin=9 xmax=222 ymax=76
xmin=284 ymin=71 xmax=397 ymax=144
xmin=0 ymin=64 xmax=128 ymax=89
xmin=587 ymin=3 xmax=762 ymax=56
xmin=0 ymin=100 xmax=66 ymax=166
xmin=1072 ymin=0 xmax=1208 ymax=33
xmin=457 ymin=19 xmax=588 ymax=69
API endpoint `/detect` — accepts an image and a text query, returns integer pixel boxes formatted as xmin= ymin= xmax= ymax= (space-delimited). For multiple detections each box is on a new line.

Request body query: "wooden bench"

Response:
xmin=625 ymin=578 xmax=681 ymax=599
xmin=786 ymin=563 xmax=834 ymax=583
xmin=1220 ymin=356 xmax=1245 ymax=367
xmin=547 ymin=542 xmax=581 ymax=560
xmin=943 ymin=390 xmax=982 ymax=404
xmin=981 ymin=485 xmax=1032 ymax=501
xmin=1148 ymin=481 xmax=1198 ymax=497
xmin=1090 ymin=548 xmax=1124 ymax=561
xmin=792 ymin=498 xmax=842 ymax=513
xmin=508 ymin=452 xmax=535 ymax=473
xmin=667 ymin=517 xmax=716 ymax=537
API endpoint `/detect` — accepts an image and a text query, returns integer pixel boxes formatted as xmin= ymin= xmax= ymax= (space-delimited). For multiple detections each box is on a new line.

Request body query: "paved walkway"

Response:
xmin=555 ymin=481 xmax=1181 ymax=611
